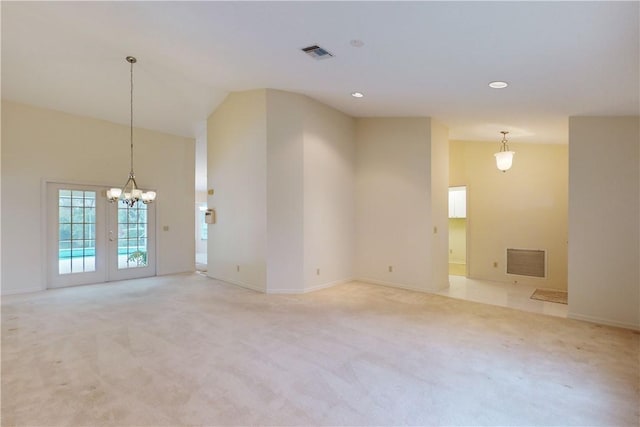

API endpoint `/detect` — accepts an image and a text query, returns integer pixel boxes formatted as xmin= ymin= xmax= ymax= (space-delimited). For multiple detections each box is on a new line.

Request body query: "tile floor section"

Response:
xmin=439 ymin=275 xmax=569 ymax=318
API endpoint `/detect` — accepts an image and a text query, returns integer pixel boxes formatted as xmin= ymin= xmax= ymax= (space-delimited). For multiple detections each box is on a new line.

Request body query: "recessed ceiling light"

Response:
xmin=489 ymin=81 xmax=509 ymax=89
xmin=350 ymin=39 xmax=364 ymax=48
xmin=351 ymin=92 xmax=364 ymax=98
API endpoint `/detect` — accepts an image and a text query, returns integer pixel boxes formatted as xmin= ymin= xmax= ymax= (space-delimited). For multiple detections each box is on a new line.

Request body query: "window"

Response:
xmin=58 ymin=190 xmax=96 ymax=274
xmin=118 ymin=203 xmax=148 ymax=269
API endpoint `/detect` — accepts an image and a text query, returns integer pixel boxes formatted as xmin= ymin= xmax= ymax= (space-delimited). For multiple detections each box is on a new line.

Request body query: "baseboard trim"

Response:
xmin=268 ymin=278 xmax=354 ymax=294
xmin=305 ymin=278 xmax=353 ymax=293
xmin=207 ymin=275 xmax=264 ymax=293
xmin=356 ymin=277 xmax=443 ymax=294
xmin=567 ymin=312 xmax=640 ymax=331
xmin=1 ymin=286 xmax=45 ymax=296
xmin=157 ymin=270 xmax=194 ymax=277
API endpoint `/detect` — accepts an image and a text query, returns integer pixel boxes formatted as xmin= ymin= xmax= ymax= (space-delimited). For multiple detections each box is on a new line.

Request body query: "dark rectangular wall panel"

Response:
xmin=507 ymin=249 xmax=546 ymax=278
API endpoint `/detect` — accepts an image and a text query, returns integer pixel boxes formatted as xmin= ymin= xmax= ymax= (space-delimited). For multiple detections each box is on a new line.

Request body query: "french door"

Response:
xmin=107 ymin=194 xmax=155 ymax=281
xmin=47 ymin=182 xmax=156 ymax=289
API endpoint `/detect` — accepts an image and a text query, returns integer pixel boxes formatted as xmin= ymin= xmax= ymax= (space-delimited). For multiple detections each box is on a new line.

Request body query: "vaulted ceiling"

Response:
xmin=2 ymin=1 xmax=638 ymax=144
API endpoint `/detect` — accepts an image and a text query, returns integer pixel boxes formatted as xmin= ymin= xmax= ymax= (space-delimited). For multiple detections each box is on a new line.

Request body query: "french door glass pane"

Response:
xmin=58 ymin=189 xmax=96 ymax=274
xmin=118 ymin=203 xmax=148 ymax=269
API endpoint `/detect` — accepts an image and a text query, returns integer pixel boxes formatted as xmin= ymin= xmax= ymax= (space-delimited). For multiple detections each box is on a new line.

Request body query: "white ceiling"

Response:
xmin=2 ymin=1 xmax=638 ymax=144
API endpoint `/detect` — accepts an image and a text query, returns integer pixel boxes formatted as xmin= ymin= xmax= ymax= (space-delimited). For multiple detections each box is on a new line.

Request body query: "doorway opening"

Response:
xmin=195 ymin=203 xmax=208 ymax=272
xmin=194 ymin=121 xmax=208 ymax=273
xmin=448 ymin=186 xmax=467 ymax=276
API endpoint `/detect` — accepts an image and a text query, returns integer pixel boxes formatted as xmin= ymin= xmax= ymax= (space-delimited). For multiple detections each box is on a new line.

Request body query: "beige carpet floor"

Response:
xmin=2 ymin=273 xmax=639 ymax=426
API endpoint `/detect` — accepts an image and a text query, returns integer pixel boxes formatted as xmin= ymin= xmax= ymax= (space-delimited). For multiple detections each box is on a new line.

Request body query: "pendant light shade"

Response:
xmin=495 ymin=150 xmax=515 ymax=171
xmin=107 ymin=56 xmax=156 ymax=207
xmin=495 ymin=131 xmax=515 ymax=172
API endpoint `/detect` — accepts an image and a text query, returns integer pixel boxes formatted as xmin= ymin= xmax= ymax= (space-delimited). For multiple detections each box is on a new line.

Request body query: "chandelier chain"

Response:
xmin=106 ymin=55 xmax=156 ymax=206
xmin=500 ymin=131 xmax=509 ymax=152
xmin=130 ymin=58 xmax=134 ymax=175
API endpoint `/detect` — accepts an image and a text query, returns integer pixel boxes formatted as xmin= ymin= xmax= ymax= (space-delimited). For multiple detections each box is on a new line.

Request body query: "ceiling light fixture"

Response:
xmin=351 ymin=92 xmax=364 ymax=98
xmin=350 ymin=39 xmax=364 ymax=48
xmin=106 ymin=56 xmax=156 ymax=207
xmin=301 ymin=45 xmax=333 ymax=60
xmin=489 ymin=81 xmax=508 ymax=89
xmin=494 ymin=131 xmax=515 ymax=172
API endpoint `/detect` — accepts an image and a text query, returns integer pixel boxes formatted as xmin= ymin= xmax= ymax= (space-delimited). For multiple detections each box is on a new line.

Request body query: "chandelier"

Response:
xmin=106 ymin=56 xmax=156 ymax=207
xmin=494 ymin=130 xmax=515 ymax=172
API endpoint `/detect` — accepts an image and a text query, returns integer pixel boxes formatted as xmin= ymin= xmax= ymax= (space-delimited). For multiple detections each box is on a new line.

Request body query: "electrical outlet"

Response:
xmin=163 ymin=225 xmax=169 ymax=232
xmin=388 ymin=265 xmax=393 ymax=273
xmin=493 ymin=261 xmax=498 ymax=268
xmin=316 ymin=268 xmax=320 ymax=276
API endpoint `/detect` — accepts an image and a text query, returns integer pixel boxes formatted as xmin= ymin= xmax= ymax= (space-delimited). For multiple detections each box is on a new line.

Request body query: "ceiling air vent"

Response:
xmin=301 ymin=45 xmax=333 ymax=60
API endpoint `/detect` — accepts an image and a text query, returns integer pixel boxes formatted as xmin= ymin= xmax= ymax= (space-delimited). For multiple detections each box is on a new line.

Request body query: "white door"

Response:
xmin=47 ymin=182 xmax=156 ymax=288
xmin=107 ymin=198 xmax=156 ymax=281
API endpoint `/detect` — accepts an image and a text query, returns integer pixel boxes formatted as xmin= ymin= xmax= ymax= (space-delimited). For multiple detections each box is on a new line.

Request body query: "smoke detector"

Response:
xmin=301 ymin=45 xmax=334 ymax=60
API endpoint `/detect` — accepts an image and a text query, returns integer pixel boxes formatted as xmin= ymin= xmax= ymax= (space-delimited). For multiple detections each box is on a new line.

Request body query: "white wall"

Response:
xmin=301 ymin=94 xmax=355 ymax=292
xmin=265 ymin=90 xmax=305 ymax=293
xmin=207 ymin=91 xmax=267 ymax=291
xmin=430 ymin=120 xmax=450 ymax=290
xmin=0 ymin=101 xmax=3 ymax=293
xmin=207 ymin=89 xmax=355 ymax=293
xmin=355 ymin=118 xmax=436 ymax=291
xmin=1 ymin=100 xmax=195 ymax=295
xmin=568 ymin=116 xmax=640 ymax=330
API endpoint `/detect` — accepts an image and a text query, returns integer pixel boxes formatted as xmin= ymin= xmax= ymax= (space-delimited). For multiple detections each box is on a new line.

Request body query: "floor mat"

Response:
xmin=530 ymin=288 xmax=568 ymax=304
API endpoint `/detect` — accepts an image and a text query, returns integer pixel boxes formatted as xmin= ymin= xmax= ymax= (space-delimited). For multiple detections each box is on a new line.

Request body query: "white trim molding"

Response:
xmin=568 ymin=312 xmax=640 ymax=332
xmin=267 ymin=278 xmax=354 ymax=295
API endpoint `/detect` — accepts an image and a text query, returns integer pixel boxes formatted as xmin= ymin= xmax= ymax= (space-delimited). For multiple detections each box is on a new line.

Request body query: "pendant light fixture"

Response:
xmin=494 ymin=130 xmax=515 ymax=172
xmin=106 ymin=56 xmax=156 ymax=207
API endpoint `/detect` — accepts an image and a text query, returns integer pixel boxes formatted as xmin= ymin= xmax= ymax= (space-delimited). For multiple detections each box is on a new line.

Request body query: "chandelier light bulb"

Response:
xmin=142 ymin=191 xmax=157 ymax=204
